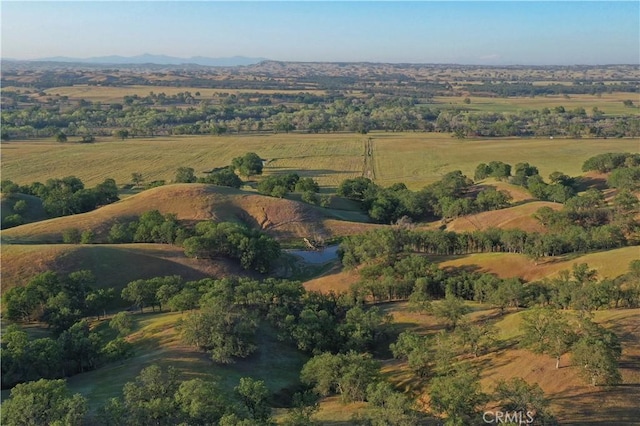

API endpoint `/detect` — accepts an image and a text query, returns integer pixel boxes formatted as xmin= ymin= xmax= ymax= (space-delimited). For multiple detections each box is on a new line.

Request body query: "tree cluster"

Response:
xmin=2 ymin=270 xmax=114 ymax=330
xmin=337 ymin=171 xmax=513 ymax=224
xmin=2 ymin=176 xmax=119 ymax=222
xmin=182 ymin=221 xmax=281 ymax=273
xmin=1 ymin=320 xmax=132 ymax=389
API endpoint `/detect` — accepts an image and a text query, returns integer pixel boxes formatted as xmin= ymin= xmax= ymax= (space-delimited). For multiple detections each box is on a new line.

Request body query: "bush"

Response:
xmin=62 ymin=228 xmax=81 ymax=244
xmin=13 ymin=199 xmax=28 ymax=214
xmin=80 ymin=230 xmax=94 ymax=244
xmin=301 ymin=191 xmax=318 ymax=205
xmin=2 ymin=214 xmax=24 ymax=228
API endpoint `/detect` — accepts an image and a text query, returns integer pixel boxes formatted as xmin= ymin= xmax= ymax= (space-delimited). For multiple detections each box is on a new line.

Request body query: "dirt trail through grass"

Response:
xmin=362 ymin=137 xmax=376 ymax=180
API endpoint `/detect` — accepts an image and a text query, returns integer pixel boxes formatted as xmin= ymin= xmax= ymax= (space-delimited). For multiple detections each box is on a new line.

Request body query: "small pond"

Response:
xmin=286 ymin=245 xmax=340 ymax=264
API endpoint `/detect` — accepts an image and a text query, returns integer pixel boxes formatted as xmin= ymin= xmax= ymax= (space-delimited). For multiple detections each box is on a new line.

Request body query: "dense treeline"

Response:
xmin=338 ymin=186 xmax=636 ymax=259
xmin=3 ymin=86 xmax=639 ymax=140
xmin=104 ymin=211 xmax=282 ymax=273
xmin=1 ymin=176 xmax=119 ymax=227
xmin=1 ymin=321 xmax=133 ymax=389
xmin=338 ymin=171 xmax=512 ymax=224
xmin=2 ymin=270 xmax=114 ymax=329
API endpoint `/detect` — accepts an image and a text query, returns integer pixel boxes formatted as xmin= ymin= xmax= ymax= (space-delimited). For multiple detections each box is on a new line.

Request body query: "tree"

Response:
xmin=571 ymin=319 xmax=622 ymax=386
xmin=175 ymin=379 xmax=230 ymax=425
xmin=282 ymin=391 xmax=320 ymax=426
xmin=56 ymin=131 xmax=68 ymax=143
xmin=62 ymin=227 xmax=82 ymax=244
xmin=202 ymin=167 xmax=243 ymax=188
xmin=357 ymin=381 xmax=420 ymax=426
xmin=110 ymin=312 xmax=134 ymax=336
xmin=131 ymin=172 xmax=144 ymax=187
xmin=520 ymin=307 xmax=576 ymax=369
xmin=1 ymin=379 xmax=87 ymax=426
xmin=121 ymin=365 xmax=180 ymax=425
xmin=179 ymin=299 xmax=258 ymax=364
xmin=454 ymin=321 xmax=497 ymax=358
xmin=174 ymin=167 xmax=197 ymax=183
xmin=301 ymin=351 xmax=380 ymax=403
xmin=430 ymin=293 xmax=470 ymax=329
xmin=232 ymin=152 xmax=263 ymax=177
xmin=122 ymin=279 xmax=157 ymax=312
xmin=428 ymin=368 xmax=488 ymax=425
xmin=235 ymin=377 xmax=271 ymax=423
xmin=114 ymin=129 xmax=130 ymax=140
xmin=494 ymin=378 xmax=556 ymax=424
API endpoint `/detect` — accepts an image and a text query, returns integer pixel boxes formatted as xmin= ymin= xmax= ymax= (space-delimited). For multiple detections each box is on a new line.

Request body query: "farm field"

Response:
xmin=3 ymin=133 xmax=638 ymax=191
xmin=429 ymin=92 xmax=640 ymax=115
xmin=1 ymin=134 xmax=364 ymax=188
xmin=370 ymin=134 xmax=640 ymax=188
xmin=39 ymin=85 xmax=328 ymax=102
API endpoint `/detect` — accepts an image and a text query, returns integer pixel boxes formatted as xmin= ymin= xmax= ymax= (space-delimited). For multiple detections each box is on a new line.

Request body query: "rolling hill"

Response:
xmin=0 ymin=243 xmax=249 ymax=293
xmin=1 ymin=184 xmax=339 ymax=243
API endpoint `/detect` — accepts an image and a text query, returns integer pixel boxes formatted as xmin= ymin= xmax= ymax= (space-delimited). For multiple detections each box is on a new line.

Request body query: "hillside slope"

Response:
xmin=304 ymin=247 xmax=638 ymax=294
xmin=1 ymin=184 xmax=331 ymax=243
xmin=0 ymin=243 xmax=248 ymax=293
xmin=445 ymin=201 xmax=562 ymax=233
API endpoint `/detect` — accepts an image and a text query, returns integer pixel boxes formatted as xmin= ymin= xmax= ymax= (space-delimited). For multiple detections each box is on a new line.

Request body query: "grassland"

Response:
xmin=1 ymin=134 xmax=364 ymax=188
xmin=64 ymin=312 xmax=307 ymax=412
xmin=377 ymin=302 xmax=640 ymax=426
xmin=40 ymin=85 xmax=327 ymax=103
xmin=0 ymin=243 xmax=246 ymax=293
xmin=370 ymin=133 xmax=640 ymax=188
xmin=3 ymin=133 xmax=638 ymax=192
xmin=444 ymin=200 xmax=563 ymax=233
xmin=304 ymin=246 xmax=639 ymax=295
xmin=0 ymin=184 xmax=370 ymax=245
xmin=429 ymin=92 xmax=639 ymax=115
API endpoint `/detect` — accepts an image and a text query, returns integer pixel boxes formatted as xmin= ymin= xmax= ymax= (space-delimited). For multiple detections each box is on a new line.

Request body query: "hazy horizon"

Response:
xmin=2 ymin=1 xmax=639 ymax=66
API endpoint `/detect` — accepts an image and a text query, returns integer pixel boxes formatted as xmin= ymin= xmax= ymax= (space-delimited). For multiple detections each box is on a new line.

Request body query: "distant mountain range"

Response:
xmin=9 ymin=54 xmax=268 ymax=67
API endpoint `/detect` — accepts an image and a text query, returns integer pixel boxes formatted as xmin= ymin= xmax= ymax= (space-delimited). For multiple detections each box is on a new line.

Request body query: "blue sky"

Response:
xmin=2 ymin=1 xmax=638 ymax=65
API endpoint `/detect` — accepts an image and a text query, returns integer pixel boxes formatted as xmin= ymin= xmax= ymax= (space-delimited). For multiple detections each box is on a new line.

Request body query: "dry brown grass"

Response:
xmin=0 ymin=243 xmax=246 ymax=292
xmin=42 ymin=85 xmax=327 ymax=103
xmin=380 ymin=302 xmax=640 ymax=425
xmin=436 ymin=247 xmax=638 ymax=282
xmin=1 ymin=184 xmax=328 ymax=243
xmin=445 ymin=201 xmax=562 ymax=233
xmin=302 ymin=247 xmax=638 ymax=295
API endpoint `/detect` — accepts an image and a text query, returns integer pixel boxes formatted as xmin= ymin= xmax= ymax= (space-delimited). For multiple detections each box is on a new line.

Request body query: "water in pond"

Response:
xmin=286 ymin=245 xmax=339 ymax=264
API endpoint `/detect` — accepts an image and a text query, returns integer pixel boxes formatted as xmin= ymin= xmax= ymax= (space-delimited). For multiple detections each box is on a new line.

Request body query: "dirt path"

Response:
xmin=362 ymin=137 xmax=376 ymax=180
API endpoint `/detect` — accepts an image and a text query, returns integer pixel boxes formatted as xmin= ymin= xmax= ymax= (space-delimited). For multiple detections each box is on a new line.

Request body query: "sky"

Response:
xmin=1 ymin=1 xmax=639 ymax=65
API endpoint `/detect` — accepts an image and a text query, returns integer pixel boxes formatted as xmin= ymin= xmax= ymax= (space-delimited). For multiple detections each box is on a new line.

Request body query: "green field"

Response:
xmin=3 ymin=133 xmax=638 ymax=191
xmin=370 ymin=133 xmax=640 ymax=188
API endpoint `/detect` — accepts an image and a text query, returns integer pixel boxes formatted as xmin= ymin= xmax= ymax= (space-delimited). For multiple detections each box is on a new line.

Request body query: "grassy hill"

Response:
xmin=379 ymin=302 xmax=640 ymax=426
xmin=304 ymin=247 xmax=638 ymax=295
xmin=64 ymin=312 xmax=307 ymax=412
xmin=1 ymin=184 xmax=343 ymax=244
xmin=444 ymin=200 xmax=562 ymax=233
xmin=0 ymin=192 xmax=47 ymax=224
xmin=0 ymin=243 xmax=248 ymax=293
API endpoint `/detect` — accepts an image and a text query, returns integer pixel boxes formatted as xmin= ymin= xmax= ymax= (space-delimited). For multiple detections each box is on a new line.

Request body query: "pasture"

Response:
xmin=39 ymin=85 xmax=327 ymax=103
xmin=369 ymin=133 xmax=640 ymax=188
xmin=3 ymin=133 xmax=638 ymax=191
xmin=429 ymin=92 xmax=640 ymax=115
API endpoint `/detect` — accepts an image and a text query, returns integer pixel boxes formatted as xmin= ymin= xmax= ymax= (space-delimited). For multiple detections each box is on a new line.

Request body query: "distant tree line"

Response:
xmin=2 ymin=87 xmax=638 ymax=139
